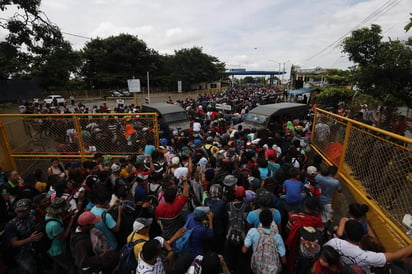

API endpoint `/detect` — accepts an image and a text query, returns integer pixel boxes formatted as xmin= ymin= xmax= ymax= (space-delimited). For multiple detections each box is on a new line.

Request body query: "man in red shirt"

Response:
xmin=155 ymin=176 xmax=189 ymax=219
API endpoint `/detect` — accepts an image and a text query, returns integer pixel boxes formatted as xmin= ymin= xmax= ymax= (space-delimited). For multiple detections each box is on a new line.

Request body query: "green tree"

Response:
xmin=81 ymin=34 xmax=161 ymax=89
xmin=342 ymin=24 xmax=412 ymax=108
xmin=30 ymin=41 xmax=82 ymax=91
xmin=0 ymin=0 xmax=66 ymax=79
xmin=165 ymin=47 xmax=226 ymax=91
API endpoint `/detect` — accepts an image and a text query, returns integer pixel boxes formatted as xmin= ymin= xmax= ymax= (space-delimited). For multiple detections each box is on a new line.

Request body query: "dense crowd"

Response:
xmin=3 ymin=88 xmax=412 ymax=274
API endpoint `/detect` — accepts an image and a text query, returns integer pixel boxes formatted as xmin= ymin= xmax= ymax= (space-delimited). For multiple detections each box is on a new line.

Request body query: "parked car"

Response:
xmin=110 ymin=91 xmax=123 ymax=97
xmin=44 ymin=95 xmax=65 ymax=105
xmin=121 ymin=90 xmax=131 ymax=97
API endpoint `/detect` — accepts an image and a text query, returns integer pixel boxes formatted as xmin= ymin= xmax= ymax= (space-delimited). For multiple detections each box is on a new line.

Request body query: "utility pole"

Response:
xmin=147 ymin=71 xmax=150 ymax=103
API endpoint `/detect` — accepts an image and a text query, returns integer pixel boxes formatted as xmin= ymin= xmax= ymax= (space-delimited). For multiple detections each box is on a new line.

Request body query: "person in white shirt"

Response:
xmin=136 ymin=238 xmax=174 ymax=274
xmin=325 ymin=219 xmax=412 ymax=273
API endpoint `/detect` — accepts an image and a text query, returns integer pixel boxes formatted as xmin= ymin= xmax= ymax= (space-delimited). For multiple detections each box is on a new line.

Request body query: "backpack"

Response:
xmin=251 ymin=228 xmax=281 ymax=274
xmin=32 ymin=218 xmax=62 ymax=253
xmin=174 ymin=219 xmax=198 ymax=255
xmin=118 ymin=233 xmax=146 ymax=274
xmin=146 ymin=183 xmax=162 ymax=207
xmin=297 ymin=226 xmax=322 ymax=259
xmin=90 ymin=227 xmax=108 ymax=255
xmin=203 ymin=144 xmax=217 ymax=167
xmin=226 ymin=202 xmax=246 ymax=246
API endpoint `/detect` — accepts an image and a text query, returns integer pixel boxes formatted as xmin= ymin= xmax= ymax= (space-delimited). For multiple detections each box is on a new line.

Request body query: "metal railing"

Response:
xmin=0 ymin=113 xmax=159 ymax=172
xmin=311 ymin=108 xmax=412 ymax=251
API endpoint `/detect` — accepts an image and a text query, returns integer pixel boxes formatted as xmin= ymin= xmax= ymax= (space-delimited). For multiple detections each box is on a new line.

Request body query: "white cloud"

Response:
xmin=37 ymin=0 xmax=412 ymax=70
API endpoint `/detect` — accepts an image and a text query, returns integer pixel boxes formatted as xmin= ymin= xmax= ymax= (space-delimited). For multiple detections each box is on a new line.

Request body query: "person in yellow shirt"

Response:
xmin=127 ymin=217 xmax=185 ymax=261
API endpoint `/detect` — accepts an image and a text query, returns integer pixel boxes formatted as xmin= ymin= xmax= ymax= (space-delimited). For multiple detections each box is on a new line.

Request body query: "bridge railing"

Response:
xmin=0 ymin=113 xmax=159 ymax=173
xmin=311 ymin=108 xmax=412 ymax=251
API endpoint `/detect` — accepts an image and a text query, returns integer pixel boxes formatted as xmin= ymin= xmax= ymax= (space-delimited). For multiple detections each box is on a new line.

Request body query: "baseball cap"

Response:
xmin=133 ymin=217 xmax=153 ymax=232
xmin=160 ymin=138 xmax=168 ymax=145
xmin=78 ymin=211 xmax=101 ymax=226
xmin=111 ymin=163 xmax=121 ymax=173
xmin=193 ymin=206 xmax=210 ymax=221
xmin=193 ymin=139 xmax=202 ymax=147
xmin=307 ymin=166 xmax=318 ymax=177
xmin=15 ymin=198 xmax=32 ymax=212
xmin=235 ymin=186 xmax=246 ymax=198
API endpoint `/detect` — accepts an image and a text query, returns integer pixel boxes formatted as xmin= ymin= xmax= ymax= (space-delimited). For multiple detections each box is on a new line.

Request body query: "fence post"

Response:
xmin=153 ymin=113 xmax=160 ymax=148
xmin=72 ymin=114 xmax=86 ymax=161
xmin=311 ymin=107 xmax=318 ymax=142
xmin=0 ymin=118 xmax=16 ymax=170
xmin=338 ymin=120 xmax=352 ymax=170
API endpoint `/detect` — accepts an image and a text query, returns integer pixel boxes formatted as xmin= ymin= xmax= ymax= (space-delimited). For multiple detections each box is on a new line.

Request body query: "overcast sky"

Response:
xmin=3 ymin=0 xmax=412 ymax=73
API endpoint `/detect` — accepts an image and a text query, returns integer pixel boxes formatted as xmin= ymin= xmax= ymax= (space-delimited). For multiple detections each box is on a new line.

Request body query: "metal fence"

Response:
xmin=311 ymin=108 xmax=412 ymax=251
xmin=0 ymin=113 xmax=159 ymax=172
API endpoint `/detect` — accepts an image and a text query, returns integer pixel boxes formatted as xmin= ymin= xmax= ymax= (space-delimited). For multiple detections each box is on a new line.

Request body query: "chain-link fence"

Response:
xmin=0 ymin=113 xmax=159 ymax=172
xmin=311 ymin=108 xmax=412 ymax=251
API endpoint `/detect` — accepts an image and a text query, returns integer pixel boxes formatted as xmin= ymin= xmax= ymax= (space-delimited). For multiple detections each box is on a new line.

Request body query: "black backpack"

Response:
xmin=297 ymin=226 xmax=322 ymax=259
xmin=226 ymin=202 xmax=246 ymax=246
xmin=32 ymin=218 xmax=62 ymax=253
xmin=118 ymin=234 xmax=146 ymax=274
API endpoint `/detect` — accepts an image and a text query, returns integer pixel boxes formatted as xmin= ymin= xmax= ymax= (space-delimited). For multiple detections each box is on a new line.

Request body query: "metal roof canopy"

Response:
xmin=248 ymin=102 xmax=308 ymax=116
xmin=141 ymin=102 xmax=185 ymax=115
xmin=224 ymin=70 xmax=285 ymax=76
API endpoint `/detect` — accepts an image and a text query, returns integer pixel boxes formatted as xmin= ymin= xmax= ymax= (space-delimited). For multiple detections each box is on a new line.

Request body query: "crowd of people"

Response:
xmin=2 ymin=87 xmax=412 ymax=274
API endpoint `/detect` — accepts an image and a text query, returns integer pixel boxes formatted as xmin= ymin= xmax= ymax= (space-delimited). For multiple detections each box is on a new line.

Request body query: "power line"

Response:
xmin=0 ymin=17 xmax=91 ymax=40
xmin=305 ymin=0 xmax=401 ymax=62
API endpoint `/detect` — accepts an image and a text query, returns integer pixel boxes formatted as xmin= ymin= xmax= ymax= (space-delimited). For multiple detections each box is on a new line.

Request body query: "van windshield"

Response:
xmin=163 ymin=112 xmax=188 ymax=123
xmin=243 ymin=113 xmax=267 ymax=124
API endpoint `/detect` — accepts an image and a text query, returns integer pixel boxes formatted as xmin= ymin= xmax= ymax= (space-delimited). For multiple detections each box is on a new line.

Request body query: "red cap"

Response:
xmin=235 ymin=186 xmax=246 ymax=198
xmin=78 ymin=211 xmax=101 ymax=226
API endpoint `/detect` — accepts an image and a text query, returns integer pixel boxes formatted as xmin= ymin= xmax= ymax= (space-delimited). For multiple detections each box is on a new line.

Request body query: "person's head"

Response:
xmin=234 ymin=186 xmax=245 ymax=201
xmin=259 ymin=209 xmax=272 ymax=228
xmin=94 ymin=153 xmax=104 ymax=163
xmin=50 ymin=158 xmax=60 ymax=167
xmin=14 ymin=198 xmax=32 ymax=217
xmin=201 ymin=251 xmax=223 ymax=274
xmin=359 ymin=234 xmax=385 ymax=252
xmin=209 ymin=184 xmax=222 ymax=200
xmin=77 ymin=211 xmax=101 ymax=230
xmin=133 ymin=217 xmax=153 ymax=234
xmin=289 ymin=167 xmax=301 ymax=179
xmin=345 ymin=219 xmax=364 ymax=243
xmin=328 ymin=165 xmax=338 ymax=176
xmin=256 ymin=188 xmax=272 ymax=208
xmin=319 ymin=246 xmax=341 ymax=270
xmin=348 ymin=203 xmax=369 ymax=219
xmin=193 ymin=206 xmax=210 ymax=221
xmin=7 ymin=170 xmax=19 ymax=183
xmin=320 ymin=166 xmax=329 ymax=176
xmin=46 ymin=197 xmax=69 ymax=216
xmin=304 ymin=196 xmax=321 ymax=212
xmin=164 ymin=186 xmax=178 ymax=203
xmin=141 ymin=239 xmax=161 ymax=265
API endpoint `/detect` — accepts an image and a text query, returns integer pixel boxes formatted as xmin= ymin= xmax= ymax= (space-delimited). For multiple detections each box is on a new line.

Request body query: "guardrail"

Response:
xmin=311 ymin=108 xmax=412 ymax=251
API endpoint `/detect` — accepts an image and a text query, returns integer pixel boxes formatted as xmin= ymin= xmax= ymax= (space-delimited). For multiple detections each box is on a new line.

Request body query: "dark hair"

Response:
xmin=201 ymin=251 xmax=222 ymax=274
xmin=164 ymin=186 xmax=178 ymax=203
xmin=348 ymin=203 xmax=369 ymax=219
xmin=345 ymin=219 xmax=364 ymax=242
xmin=259 ymin=209 xmax=273 ymax=227
xmin=359 ymin=235 xmax=385 ymax=252
xmin=141 ymin=239 xmax=161 ymax=262
xmin=328 ymin=165 xmax=338 ymax=176
xmin=289 ymin=167 xmax=301 ymax=179
xmin=320 ymin=167 xmax=329 ymax=176
xmin=320 ymin=246 xmax=340 ymax=267
xmin=304 ymin=196 xmax=321 ymax=212
xmin=257 ymin=157 xmax=268 ymax=168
